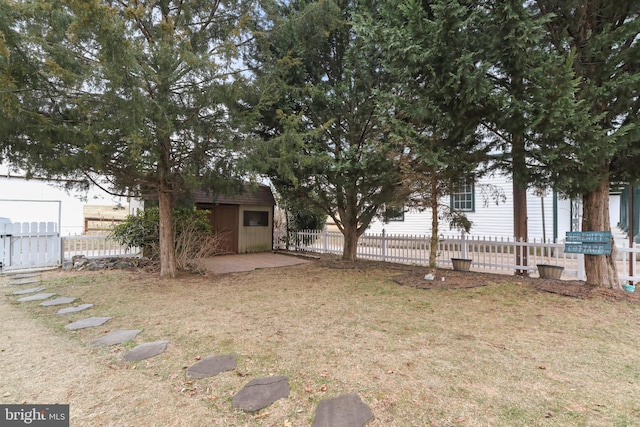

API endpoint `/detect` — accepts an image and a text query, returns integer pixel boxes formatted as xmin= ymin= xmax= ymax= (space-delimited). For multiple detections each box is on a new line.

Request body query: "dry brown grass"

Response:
xmin=2 ymin=260 xmax=640 ymax=427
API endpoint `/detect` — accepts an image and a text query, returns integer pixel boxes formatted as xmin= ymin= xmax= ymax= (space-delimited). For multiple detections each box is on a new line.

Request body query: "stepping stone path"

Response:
xmin=9 ymin=278 xmax=41 ymax=286
xmin=9 ymin=276 xmax=374 ymax=423
xmin=91 ymin=329 xmax=141 ymax=347
xmin=64 ymin=316 xmax=112 ymax=330
xmin=311 ymin=393 xmax=374 ymax=427
xmin=232 ymin=376 xmax=290 ymax=412
xmin=17 ymin=293 xmax=56 ymax=302
xmin=57 ymin=304 xmax=93 ymax=315
xmin=12 ymin=286 xmax=46 ymax=295
xmin=8 ymin=273 xmax=40 ymax=279
xmin=40 ymin=297 xmax=77 ymax=307
xmin=122 ymin=340 xmax=170 ymax=361
xmin=186 ymin=354 xmax=237 ymax=378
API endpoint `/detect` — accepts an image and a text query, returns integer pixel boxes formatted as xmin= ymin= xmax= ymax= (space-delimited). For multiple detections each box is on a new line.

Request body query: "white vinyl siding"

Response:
xmin=367 ymin=172 xmax=575 ymax=241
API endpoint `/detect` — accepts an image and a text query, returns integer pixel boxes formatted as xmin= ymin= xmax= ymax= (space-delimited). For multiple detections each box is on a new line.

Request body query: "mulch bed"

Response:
xmin=311 ymin=254 xmax=640 ymax=302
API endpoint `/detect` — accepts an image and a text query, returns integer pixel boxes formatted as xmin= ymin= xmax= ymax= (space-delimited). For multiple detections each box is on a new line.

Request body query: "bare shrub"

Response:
xmin=110 ymin=207 xmax=222 ymax=272
xmin=175 ymin=225 xmax=225 ymax=272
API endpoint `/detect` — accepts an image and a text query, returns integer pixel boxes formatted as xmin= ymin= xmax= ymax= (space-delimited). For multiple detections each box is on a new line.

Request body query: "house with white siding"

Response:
xmin=367 ymin=171 xmax=621 ymax=242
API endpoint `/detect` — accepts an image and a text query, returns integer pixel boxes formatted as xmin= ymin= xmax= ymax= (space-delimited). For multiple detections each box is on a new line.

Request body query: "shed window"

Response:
xmin=243 ymin=211 xmax=269 ymax=226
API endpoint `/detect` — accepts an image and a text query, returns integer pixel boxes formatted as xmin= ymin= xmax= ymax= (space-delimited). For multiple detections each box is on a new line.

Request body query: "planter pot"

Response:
xmin=451 ymin=258 xmax=472 ymax=272
xmin=623 ymin=284 xmax=636 ymax=293
xmin=537 ymin=264 xmax=564 ymax=280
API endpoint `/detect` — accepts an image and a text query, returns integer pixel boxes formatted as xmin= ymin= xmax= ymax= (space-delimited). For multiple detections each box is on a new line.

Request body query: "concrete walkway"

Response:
xmin=198 ymin=252 xmax=309 ymax=275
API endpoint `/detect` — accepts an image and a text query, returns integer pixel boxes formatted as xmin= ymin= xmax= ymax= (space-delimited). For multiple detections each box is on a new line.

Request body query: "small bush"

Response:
xmin=110 ymin=207 xmax=222 ymax=271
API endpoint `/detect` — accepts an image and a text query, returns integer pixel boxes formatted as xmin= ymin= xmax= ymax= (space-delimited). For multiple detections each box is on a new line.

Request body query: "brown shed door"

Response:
xmin=210 ymin=205 xmax=239 ymax=254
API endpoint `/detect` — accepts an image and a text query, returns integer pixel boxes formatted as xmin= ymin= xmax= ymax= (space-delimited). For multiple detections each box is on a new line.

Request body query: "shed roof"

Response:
xmin=193 ymin=184 xmax=276 ymax=206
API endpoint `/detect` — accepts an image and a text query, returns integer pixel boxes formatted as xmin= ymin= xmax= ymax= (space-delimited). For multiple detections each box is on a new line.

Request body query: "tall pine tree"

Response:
xmin=532 ymin=0 xmax=640 ymax=288
xmin=250 ymin=0 xmax=406 ymax=261
xmin=479 ymin=0 xmax=582 ymax=275
xmin=363 ymin=0 xmax=492 ymax=266
xmin=2 ymin=0 xmax=258 ymax=277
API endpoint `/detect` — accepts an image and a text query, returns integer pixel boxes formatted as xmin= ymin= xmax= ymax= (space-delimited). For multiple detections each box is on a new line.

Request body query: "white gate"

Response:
xmin=0 ymin=222 xmax=60 ymax=271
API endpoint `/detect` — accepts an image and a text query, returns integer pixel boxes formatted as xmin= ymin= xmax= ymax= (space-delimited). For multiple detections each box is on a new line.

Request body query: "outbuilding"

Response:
xmin=193 ymin=185 xmax=276 ymax=254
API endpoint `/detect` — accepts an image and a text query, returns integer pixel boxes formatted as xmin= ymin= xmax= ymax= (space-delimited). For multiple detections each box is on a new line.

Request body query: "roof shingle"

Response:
xmin=193 ymin=185 xmax=275 ymax=206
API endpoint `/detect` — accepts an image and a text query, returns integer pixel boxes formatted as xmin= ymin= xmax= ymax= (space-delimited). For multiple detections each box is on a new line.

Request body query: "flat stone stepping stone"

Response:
xmin=8 ymin=273 xmax=39 ymax=279
xmin=17 ymin=293 xmax=56 ymax=302
xmin=9 ymin=278 xmax=40 ymax=286
xmin=232 ymin=376 xmax=290 ymax=412
xmin=186 ymin=354 xmax=237 ymax=378
xmin=56 ymin=304 xmax=94 ymax=315
xmin=91 ymin=329 xmax=141 ymax=347
xmin=40 ymin=297 xmax=77 ymax=307
xmin=311 ymin=393 xmax=374 ymax=427
xmin=64 ymin=316 xmax=112 ymax=330
xmin=12 ymin=286 xmax=46 ymax=295
xmin=122 ymin=340 xmax=169 ymax=361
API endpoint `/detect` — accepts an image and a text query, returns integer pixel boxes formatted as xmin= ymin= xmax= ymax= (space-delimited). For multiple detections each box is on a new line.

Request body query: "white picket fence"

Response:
xmin=61 ymin=235 xmax=140 ymax=260
xmin=0 ymin=222 xmax=60 ymax=271
xmin=0 ymin=221 xmax=138 ymax=272
xmin=276 ymin=228 xmax=640 ymax=283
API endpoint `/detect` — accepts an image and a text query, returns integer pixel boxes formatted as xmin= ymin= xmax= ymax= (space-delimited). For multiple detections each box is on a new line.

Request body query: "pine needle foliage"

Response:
xmin=1 ymin=0 xmax=261 ymax=277
xmin=249 ymin=0 xmax=407 ymax=261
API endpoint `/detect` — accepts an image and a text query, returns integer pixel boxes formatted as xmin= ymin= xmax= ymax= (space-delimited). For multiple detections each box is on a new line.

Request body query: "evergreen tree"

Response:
xmin=364 ymin=0 xmax=492 ymax=267
xmin=249 ymin=0 xmax=406 ymax=261
xmin=0 ymin=1 xmax=86 ymax=169
xmin=1 ymin=0 xmax=258 ymax=277
xmin=0 ymin=0 xmax=23 ymax=152
xmin=532 ymin=0 xmax=640 ymax=288
xmin=479 ymin=0 xmax=580 ymax=274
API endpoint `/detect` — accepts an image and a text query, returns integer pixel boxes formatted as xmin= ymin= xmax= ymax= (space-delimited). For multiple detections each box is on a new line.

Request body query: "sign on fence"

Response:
xmin=564 ymin=231 xmax=612 ymax=255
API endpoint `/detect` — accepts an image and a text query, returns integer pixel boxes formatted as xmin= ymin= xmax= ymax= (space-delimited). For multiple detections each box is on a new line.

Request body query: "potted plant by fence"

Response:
xmin=537 ymin=263 xmax=564 ymax=279
xmin=449 ymin=213 xmax=473 ymax=272
xmin=451 ymin=257 xmax=472 ymax=271
xmin=536 ymin=245 xmax=564 ymax=279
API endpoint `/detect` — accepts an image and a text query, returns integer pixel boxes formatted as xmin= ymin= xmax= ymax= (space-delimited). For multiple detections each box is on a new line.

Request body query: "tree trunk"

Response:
xmin=512 ymin=136 xmax=528 ymax=276
xmin=429 ymin=179 xmax=439 ymax=267
xmin=582 ymin=176 xmax=619 ymax=289
xmin=513 ymin=182 xmax=528 ymax=274
xmin=158 ymin=184 xmax=177 ymax=278
xmin=342 ymin=220 xmax=359 ymax=262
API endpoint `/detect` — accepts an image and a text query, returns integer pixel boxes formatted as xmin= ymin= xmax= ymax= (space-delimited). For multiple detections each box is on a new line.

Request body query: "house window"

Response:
xmin=383 ymin=205 xmax=405 ymax=222
xmin=451 ymin=181 xmax=475 ymax=212
xmin=243 ymin=210 xmax=269 ymax=226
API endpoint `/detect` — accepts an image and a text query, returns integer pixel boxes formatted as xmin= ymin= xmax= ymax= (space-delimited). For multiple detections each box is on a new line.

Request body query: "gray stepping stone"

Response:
xmin=64 ymin=316 xmax=112 ymax=330
xmin=91 ymin=329 xmax=141 ymax=347
xmin=186 ymin=354 xmax=237 ymax=378
xmin=9 ymin=278 xmax=40 ymax=286
xmin=12 ymin=286 xmax=46 ymax=295
xmin=122 ymin=340 xmax=169 ymax=361
xmin=40 ymin=297 xmax=77 ymax=307
xmin=232 ymin=376 xmax=290 ymax=412
xmin=17 ymin=293 xmax=56 ymax=302
xmin=8 ymin=273 xmax=39 ymax=279
xmin=311 ymin=393 xmax=374 ymax=427
xmin=56 ymin=304 xmax=94 ymax=315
